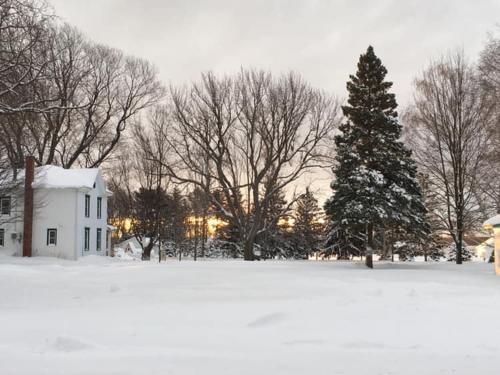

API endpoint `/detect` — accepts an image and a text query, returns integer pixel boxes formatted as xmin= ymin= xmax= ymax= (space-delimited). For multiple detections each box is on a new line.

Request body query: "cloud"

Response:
xmin=48 ymin=0 xmax=500 ymax=199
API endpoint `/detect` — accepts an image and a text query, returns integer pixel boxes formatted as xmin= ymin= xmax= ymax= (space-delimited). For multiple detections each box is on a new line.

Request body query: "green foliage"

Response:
xmin=292 ymin=188 xmax=324 ymax=258
xmin=325 ymin=46 xmax=429 ymax=255
xmin=446 ymin=242 xmax=474 ymax=262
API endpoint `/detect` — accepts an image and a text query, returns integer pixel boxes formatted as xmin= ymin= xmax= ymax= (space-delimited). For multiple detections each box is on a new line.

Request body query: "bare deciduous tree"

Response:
xmin=0 ymin=22 xmax=165 ymax=170
xmin=407 ymin=51 xmax=494 ymax=264
xmin=107 ymin=107 xmax=175 ymax=259
xmin=477 ymin=34 xmax=500 ymax=214
xmin=157 ymin=70 xmax=339 ymax=260
xmin=0 ymin=0 xmax=53 ymax=114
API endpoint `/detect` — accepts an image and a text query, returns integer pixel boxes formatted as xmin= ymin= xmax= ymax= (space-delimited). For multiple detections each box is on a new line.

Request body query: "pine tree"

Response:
xmin=292 ymin=188 xmax=324 ymax=259
xmin=212 ymin=189 xmax=242 ymax=258
xmin=324 ymin=46 xmax=429 ymax=268
xmin=417 ymin=173 xmax=444 ymax=261
xmin=257 ymin=185 xmax=291 ymax=259
xmin=132 ymin=187 xmax=169 ymax=260
xmin=324 ymin=224 xmax=366 ymax=259
xmin=428 ymin=244 xmax=446 ymax=261
xmin=446 ymin=242 xmax=473 ymax=262
xmin=165 ymin=187 xmax=189 ymax=260
xmin=188 ymin=187 xmax=211 ymax=259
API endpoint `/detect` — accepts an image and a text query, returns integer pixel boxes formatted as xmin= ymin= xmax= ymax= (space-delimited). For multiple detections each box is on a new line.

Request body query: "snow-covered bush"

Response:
xmin=446 ymin=242 xmax=474 ymax=262
xmin=393 ymin=241 xmax=416 ymax=261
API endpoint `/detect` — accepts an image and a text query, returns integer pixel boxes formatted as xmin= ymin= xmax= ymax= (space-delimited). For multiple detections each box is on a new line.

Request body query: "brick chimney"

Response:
xmin=22 ymin=156 xmax=35 ymax=257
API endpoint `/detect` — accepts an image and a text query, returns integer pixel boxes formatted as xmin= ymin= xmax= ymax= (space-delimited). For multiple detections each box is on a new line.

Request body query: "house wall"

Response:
xmin=74 ymin=173 xmax=108 ymax=257
xmin=494 ymin=228 xmax=500 ymax=275
xmin=0 ymin=190 xmax=24 ymax=255
xmin=32 ymin=189 xmax=78 ymax=259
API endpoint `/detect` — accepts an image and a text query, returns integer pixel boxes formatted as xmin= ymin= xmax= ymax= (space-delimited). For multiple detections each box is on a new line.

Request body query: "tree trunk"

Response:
xmin=194 ymin=220 xmax=198 ymax=261
xmin=379 ymin=229 xmax=390 ymax=260
xmin=142 ymin=242 xmax=154 ymax=261
xmin=456 ymin=231 xmax=463 ymax=265
xmin=201 ymin=213 xmax=207 ymax=258
xmin=243 ymin=240 xmax=255 ymax=261
xmin=366 ymin=223 xmax=374 ymax=268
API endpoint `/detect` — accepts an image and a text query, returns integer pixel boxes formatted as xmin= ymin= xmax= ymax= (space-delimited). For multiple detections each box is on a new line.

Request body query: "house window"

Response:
xmin=47 ymin=228 xmax=57 ymax=246
xmin=85 ymin=195 xmax=90 ymax=217
xmin=0 ymin=196 xmax=11 ymax=215
xmin=0 ymin=229 xmax=4 ymax=246
xmin=84 ymin=227 xmax=90 ymax=251
xmin=97 ymin=197 xmax=102 ymax=219
xmin=96 ymin=228 xmax=102 ymax=251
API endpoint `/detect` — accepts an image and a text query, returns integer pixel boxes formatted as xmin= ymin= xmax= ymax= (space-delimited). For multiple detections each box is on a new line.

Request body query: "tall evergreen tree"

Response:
xmin=324 ymin=46 xmax=428 ymax=268
xmin=165 ymin=187 xmax=189 ymax=259
xmin=257 ymin=184 xmax=291 ymax=259
xmin=212 ymin=189 xmax=243 ymax=258
xmin=188 ymin=187 xmax=211 ymax=259
xmin=324 ymin=224 xmax=366 ymax=260
xmin=292 ymin=188 xmax=324 ymax=259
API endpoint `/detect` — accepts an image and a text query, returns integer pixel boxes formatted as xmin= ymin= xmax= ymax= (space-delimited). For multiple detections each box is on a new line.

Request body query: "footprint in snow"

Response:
xmin=52 ymin=335 xmax=96 ymax=352
xmin=343 ymin=341 xmax=386 ymax=350
xmin=247 ymin=312 xmax=286 ymax=328
xmin=282 ymin=339 xmax=325 ymax=346
xmin=109 ymin=284 xmax=121 ymax=293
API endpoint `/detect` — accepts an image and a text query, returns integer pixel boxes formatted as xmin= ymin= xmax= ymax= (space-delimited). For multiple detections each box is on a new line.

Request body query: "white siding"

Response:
xmin=0 ymin=190 xmax=24 ymax=256
xmin=75 ymin=172 xmax=108 ymax=257
xmin=32 ymin=189 xmax=78 ymax=259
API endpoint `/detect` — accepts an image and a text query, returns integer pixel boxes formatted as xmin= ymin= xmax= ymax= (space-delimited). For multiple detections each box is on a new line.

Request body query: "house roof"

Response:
xmin=32 ymin=165 xmax=100 ymax=189
xmin=3 ymin=165 xmax=101 ymax=190
xmin=484 ymin=214 xmax=500 ymax=229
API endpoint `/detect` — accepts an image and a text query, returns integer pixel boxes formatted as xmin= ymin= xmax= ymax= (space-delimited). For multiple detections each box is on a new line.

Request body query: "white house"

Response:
xmin=0 ymin=157 xmax=112 ymax=260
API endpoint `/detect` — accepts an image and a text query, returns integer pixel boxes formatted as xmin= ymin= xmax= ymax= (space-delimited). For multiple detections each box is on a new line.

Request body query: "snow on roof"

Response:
xmin=1 ymin=165 xmax=101 ymax=190
xmin=484 ymin=214 xmax=500 ymax=228
xmin=31 ymin=165 xmax=99 ymax=189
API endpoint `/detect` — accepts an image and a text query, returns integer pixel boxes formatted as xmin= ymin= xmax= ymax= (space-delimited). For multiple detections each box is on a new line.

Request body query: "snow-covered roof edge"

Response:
xmin=484 ymin=214 xmax=500 ymax=228
xmin=31 ymin=165 xmax=99 ymax=190
xmin=1 ymin=165 xmax=113 ymax=193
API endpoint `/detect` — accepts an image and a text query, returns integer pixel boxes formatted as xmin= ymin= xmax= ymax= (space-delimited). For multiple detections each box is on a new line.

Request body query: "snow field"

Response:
xmin=0 ymin=256 xmax=499 ymax=375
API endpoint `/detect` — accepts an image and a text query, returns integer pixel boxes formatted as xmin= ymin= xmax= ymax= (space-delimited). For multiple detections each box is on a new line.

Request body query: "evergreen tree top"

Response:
xmin=344 ymin=45 xmax=398 ymax=119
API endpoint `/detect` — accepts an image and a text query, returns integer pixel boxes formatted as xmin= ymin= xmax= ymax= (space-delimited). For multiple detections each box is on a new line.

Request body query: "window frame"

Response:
xmin=46 ymin=228 xmax=57 ymax=246
xmin=97 ymin=197 xmax=102 ymax=219
xmin=84 ymin=194 xmax=90 ymax=218
xmin=84 ymin=227 xmax=90 ymax=251
xmin=0 ymin=196 xmax=11 ymax=216
xmin=96 ymin=228 xmax=102 ymax=251
xmin=0 ymin=228 xmax=4 ymax=247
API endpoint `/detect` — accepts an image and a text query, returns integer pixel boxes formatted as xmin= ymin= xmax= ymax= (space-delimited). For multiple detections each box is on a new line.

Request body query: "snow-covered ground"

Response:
xmin=1 ymin=255 xmax=499 ymax=375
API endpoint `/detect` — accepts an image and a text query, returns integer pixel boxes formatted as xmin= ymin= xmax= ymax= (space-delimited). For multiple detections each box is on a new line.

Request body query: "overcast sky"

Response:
xmin=49 ymin=0 xmax=500 ymax=200
xmin=50 ymin=0 xmax=500 ymax=105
